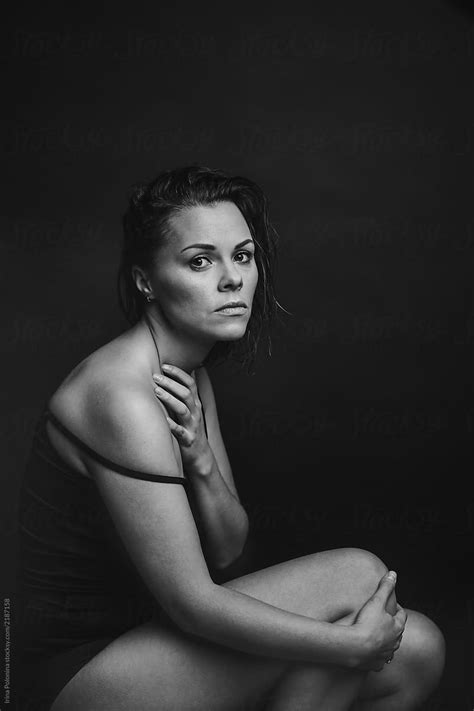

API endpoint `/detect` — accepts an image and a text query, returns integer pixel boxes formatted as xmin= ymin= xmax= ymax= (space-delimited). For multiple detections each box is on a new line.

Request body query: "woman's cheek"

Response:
xmin=250 ymin=264 xmax=259 ymax=293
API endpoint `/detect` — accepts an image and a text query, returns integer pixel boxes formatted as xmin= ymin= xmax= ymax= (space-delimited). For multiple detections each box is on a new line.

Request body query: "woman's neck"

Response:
xmin=137 ymin=314 xmax=213 ymax=375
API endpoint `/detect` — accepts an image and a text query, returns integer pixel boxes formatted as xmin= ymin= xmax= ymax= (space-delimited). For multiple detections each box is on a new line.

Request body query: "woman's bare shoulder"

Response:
xmin=47 ymin=330 xmax=154 ymax=449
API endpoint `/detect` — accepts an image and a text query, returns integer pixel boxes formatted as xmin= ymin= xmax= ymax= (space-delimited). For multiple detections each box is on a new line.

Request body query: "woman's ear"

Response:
xmin=131 ymin=265 xmax=152 ymax=299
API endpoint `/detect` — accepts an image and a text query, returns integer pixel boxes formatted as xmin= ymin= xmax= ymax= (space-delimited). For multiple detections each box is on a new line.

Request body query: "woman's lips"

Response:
xmin=215 ymin=306 xmax=247 ymax=315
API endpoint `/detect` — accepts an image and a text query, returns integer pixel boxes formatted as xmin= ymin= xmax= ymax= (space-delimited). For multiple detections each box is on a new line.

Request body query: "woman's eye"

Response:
xmin=190 ymin=256 xmax=212 ymax=269
xmin=189 ymin=251 xmax=254 ymax=270
xmin=235 ymin=251 xmax=254 ymax=263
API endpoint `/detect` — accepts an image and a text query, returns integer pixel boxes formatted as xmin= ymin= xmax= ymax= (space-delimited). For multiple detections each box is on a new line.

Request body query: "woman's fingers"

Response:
xmin=395 ymin=605 xmax=407 ymax=630
xmin=352 ymin=569 xmax=406 ymax=672
xmin=160 ymin=364 xmax=198 ymax=395
xmin=368 ymin=655 xmax=393 ymax=673
xmin=164 ymin=416 xmax=187 ymax=439
xmin=152 ymin=367 xmax=201 ymax=415
xmin=153 ymin=373 xmax=192 ymax=402
xmin=373 ymin=570 xmax=397 ymax=606
xmin=153 ymin=385 xmax=191 ymax=420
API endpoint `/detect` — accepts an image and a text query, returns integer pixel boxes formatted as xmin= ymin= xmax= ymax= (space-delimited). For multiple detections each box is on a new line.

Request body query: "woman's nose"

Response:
xmin=219 ymin=262 xmax=243 ymax=289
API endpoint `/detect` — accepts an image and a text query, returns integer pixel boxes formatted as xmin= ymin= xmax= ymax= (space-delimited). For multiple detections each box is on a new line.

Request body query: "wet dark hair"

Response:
xmin=118 ymin=164 xmax=284 ymax=374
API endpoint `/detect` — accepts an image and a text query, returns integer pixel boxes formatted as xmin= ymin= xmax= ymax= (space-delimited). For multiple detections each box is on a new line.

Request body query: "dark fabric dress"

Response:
xmin=16 ymin=402 xmax=207 ymax=710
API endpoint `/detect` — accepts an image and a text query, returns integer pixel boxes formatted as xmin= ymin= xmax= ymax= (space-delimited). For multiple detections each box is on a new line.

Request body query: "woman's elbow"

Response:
xmin=172 ymin=583 xmax=218 ymax=633
xmin=214 ymin=523 xmax=252 ymax=578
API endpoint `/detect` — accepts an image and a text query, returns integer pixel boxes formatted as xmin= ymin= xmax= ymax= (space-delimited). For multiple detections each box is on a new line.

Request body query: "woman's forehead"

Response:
xmin=169 ymin=202 xmax=252 ymax=248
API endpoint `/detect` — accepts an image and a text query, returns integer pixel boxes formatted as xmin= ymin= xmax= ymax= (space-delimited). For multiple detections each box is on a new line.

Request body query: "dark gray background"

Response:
xmin=2 ymin=1 xmax=473 ymax=707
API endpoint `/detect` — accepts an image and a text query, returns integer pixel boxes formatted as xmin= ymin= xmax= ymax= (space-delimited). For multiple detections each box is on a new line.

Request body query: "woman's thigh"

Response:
xmin=50 ymin=547 xmax=386 ymax=711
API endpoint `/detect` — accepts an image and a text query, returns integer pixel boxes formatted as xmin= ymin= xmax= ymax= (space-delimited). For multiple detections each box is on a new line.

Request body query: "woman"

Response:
xmin=17 ymin=165 xmax=445 ymax=710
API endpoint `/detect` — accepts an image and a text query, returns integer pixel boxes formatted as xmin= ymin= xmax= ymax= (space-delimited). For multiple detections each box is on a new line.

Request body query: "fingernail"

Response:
xmin=162 ymin=364 xmax=171 ymax=370
xmin=387 ymin=571 xmax=397 ymax=581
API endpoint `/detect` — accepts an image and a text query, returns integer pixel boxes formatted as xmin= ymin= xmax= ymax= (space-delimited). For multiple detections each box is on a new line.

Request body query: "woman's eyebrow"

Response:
xmin=180 ymin=238 xmax=254 ymax=253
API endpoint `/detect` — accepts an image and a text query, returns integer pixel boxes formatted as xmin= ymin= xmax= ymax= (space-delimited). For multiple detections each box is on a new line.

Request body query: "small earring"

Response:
xmin=146 ymin=295 xmax=153 ymax=303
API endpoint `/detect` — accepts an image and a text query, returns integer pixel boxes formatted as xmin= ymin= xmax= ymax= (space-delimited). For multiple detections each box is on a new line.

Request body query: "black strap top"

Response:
xmin=44 ymin=408 xmax=194 ymax=486
xmin=43 ymin=319 xmax=208 ymax=488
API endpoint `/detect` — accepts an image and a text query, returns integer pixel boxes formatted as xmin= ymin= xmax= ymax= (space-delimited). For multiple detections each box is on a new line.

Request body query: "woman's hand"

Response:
xmin=351 ymin=571 xmax=407 ymax=672
xmin=152 ymin=364 xmax=211 ymax=472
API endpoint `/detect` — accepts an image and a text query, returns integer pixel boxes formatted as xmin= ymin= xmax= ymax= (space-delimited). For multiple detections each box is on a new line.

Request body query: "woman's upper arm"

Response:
xmin=196 ymin=366 xmax=240 ymax=501
xmin=83 ymin=383 xmax=214 ymax=628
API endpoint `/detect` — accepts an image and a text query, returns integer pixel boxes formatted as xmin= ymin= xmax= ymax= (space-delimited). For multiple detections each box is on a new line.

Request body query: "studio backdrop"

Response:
xmin=2 ymin=1 xmax=473 ymax=708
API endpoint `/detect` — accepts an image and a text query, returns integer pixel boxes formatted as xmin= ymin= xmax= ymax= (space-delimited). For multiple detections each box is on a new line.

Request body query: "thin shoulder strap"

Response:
xmin=44 ymin=409 xmax=189 ymax=486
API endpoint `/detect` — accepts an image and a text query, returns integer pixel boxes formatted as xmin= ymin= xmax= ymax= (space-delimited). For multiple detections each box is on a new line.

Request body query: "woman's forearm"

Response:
xmin=178 ymin=583 xmax=364 ymax=669
xmin=186 ymin=450 xmax=249 ymax=570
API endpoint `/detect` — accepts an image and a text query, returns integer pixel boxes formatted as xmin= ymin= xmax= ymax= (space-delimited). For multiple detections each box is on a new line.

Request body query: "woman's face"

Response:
xmin=147 ymin=201 xmax=259 ymax=346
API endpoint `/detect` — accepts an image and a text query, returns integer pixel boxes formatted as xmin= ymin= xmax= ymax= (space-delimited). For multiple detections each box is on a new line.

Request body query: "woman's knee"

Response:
xmin=341 ymin=547 xmax=388 ymax=584
xmin=403 ymin=611 xmax=445 ymax=693
xmin=334 ymin=547 xmax=390 ymax=618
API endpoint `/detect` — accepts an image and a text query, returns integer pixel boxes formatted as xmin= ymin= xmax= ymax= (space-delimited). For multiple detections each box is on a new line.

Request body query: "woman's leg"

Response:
xmin=261 ymin=610 xmax=367 ymax=711
xmin=50 ymin=547 xmax=443 ymax=711
xmin=266 ymin=608 xmax=445 ymax=711
xmin=225 ymin=548 xmax=444 ymax=710
xmin=262 ymin=607 xmax=445 ymax=711
xmin=353 ymin=610 xmax=445 ymax=710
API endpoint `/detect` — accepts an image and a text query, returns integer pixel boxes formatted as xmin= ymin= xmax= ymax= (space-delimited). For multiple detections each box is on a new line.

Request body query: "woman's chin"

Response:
xmin=212 ymin=325 xmax=248 ymax=341
xmin=222 ymin=321 xmax=249 ymax=334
